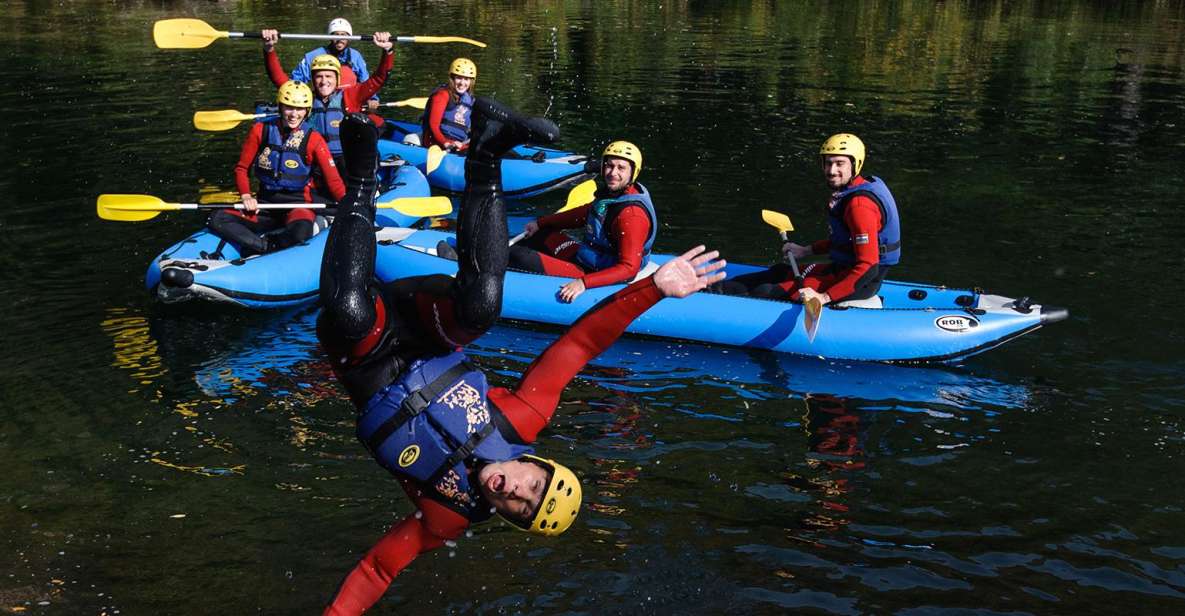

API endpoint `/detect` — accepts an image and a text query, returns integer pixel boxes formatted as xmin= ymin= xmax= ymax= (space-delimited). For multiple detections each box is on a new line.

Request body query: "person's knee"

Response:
xmin=752 ymin=283 xmax=793 ymax=300
xmin=322 ymin=287 xmax=377 ymax=342
xmin=457 ymin=274 xmax=502 ymax=332
xmin=207 ymin=210 xmax=237 ymax=232
xmin=288 ymin=219 xmax=314 ymax=243
xmin=508 ymin=246 xmax=545 ymax=273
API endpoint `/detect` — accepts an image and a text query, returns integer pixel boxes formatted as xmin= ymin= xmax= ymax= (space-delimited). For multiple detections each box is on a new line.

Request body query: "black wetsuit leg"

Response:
xmin=207 ymin=210 xmax=283 ymax=256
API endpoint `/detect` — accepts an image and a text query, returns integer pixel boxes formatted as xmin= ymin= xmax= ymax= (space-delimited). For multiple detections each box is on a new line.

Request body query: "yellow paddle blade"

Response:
xmin=557 ymin=179 xmax=597 ymax=213
xmin=407 ymin=36 xmax=487 ymax=48
xmin=425 ymin=146 xmax=446 ymax=175
xmin=193 ymin=109 xmax=259 ymax=132
xmin=389 ymin=97 xmax=428 ymax=110
xmin=97 ymin=194 xmax=178 ymax=222
xmin=377 ymin=196 xmax=453 ymax=217
xmin=761 ymin=209 xmax=794 ymax=234
xmin=803 ymin=296 xmax=824 ymax=344
xmin=154 ymin=18 xmax=229 ymax=49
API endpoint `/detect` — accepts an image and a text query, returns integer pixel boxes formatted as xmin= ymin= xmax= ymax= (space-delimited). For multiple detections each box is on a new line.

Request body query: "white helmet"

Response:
xmin=327 ymin=18 xmax=353 ymax=35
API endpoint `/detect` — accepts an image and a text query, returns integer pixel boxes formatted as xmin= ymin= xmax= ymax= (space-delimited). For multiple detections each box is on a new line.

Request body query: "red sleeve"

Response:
xmin=823 ymin=195 xmax=881 ymax=302
xmin=536 ymin=203 xmax=590 ymax=230
xmin=489 ymin=277 xmax=664 ymax=442
xmin=323 ymin=483 xmax=467 ymax=616
xmin=265 ymin=48 xmax=288 ymax=87
xmin=308 ymin=132 xmax=346 ymax=201
xmin=350 ymin=50 xmax=393 ymax=106
xmin=235 ymin=123 xmax=265 ymax=195
xmin=580 ymin=206 xmax=650 ymax=288
xmin=422 ymin=89 xmax=452 ymax=148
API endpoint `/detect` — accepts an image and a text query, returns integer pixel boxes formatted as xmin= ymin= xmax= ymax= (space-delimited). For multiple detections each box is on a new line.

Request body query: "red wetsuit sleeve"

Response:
xmin=423 ymin=89 xmax=452 ymax=148
xmin=235 ymin=123 xmax=265 ymax=195
xmin=580 ymin=206 xmax=651 ymax=288
xmin=536 ymin=203 xmax=590 ymax=230
xmin=822 ymin=195 xmax=882 ymax=302
xmin=265 ymin=48 xmax=288 ymax=87
xmin=324 ymin=483 xmax=468 ymax=616
xmin=489 ymin=277 xmax=664 ymax=442
xmin=308 ymin=132 xmax=346 ymax=201
xmin=346 ymin=50 xmax=393 ymax=110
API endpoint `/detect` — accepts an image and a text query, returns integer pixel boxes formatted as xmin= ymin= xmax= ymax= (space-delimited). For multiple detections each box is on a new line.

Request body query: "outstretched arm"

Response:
xmin=493 ymin=247 xmax=725 ymax=442
xmin=324 ymin=494 xmax=468 ymax=616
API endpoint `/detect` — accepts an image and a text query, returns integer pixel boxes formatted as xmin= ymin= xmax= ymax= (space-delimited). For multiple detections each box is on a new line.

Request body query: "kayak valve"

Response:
xmin=161 ymin=267 xmax=194 ymax=289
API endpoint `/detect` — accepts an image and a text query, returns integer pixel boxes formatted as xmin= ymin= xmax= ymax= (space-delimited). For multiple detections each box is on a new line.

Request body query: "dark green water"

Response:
xmin=3 ymin=0 xmax=1184 ymax=613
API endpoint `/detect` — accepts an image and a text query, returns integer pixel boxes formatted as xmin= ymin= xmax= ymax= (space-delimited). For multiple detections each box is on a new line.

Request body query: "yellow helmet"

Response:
xmin=449 ymin=57 xmax=477 ymax=79
xmin=506 ymin=455 xmax=582 ymax=537
xmin=277 ymin=80 xmax=313 ymax=108
xmin=603 ymin=140 xmax=642 ymax=183
xmin=310 ymin=54 xmax=341 ymax=79
xmin=819 ymin=133 xmax=865 ymax=176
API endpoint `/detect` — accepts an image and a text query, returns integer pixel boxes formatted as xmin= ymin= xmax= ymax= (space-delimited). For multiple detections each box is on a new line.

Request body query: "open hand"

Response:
xmin=654 ymin=245 xmax=727 ymax=298
xmin=558 ymin=278 xmax=586 ymax=303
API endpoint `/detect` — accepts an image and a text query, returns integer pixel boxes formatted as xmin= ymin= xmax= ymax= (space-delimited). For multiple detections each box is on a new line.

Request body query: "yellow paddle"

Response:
xmin=153 ymin=18 xmax=486 ymax=50
xmin=194 ymin=98 xmax=427 ymax=132
xmin=761 ymin=209 xmax=803 ymax=283
xmin=508 ymin=180 xmax=599 ymax=246
xmin=425 ymin=145 xmax=446 ymax=175
xmin=378 ymin=97 xmax=428 ymax=110
xmin=193 ymin=110 xmax=272 ymax=132
xmin=803 ymin=294 xmax=824 ymax=344
xmin=97 ymin=194 xmax=452 ymax=222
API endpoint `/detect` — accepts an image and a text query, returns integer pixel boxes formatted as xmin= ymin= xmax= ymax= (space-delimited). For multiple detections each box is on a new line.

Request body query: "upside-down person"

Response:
xmin=207 ymin=81 xmax=345 ymax=256
xmin=261 ymin=28 xmax=394 ymax=168
xmin=721 ymin=133 xmax=901 ymax=305
xmin=316 ymin=106 xmax=724 ymax=614
xmin=420 ymin=58 xmax=477 ymax=152
xmin=504 ymin=140 xmax=657 ymax=303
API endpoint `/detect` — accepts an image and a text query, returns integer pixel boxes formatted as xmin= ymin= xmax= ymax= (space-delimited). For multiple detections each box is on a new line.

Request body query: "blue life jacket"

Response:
xmin=575 ymin=184 xmax=658 ymax=271
xmin=310 ymin=91 xmax=346 ymax=155
xmin=827 ymin=176 xmax=901 ymax=267
xmin=421 ymin=86 xmax=474 ymax=142
xmin=357 ymin=351 xmax=534 ymax=521
xmin=254 ymin=120 xmax=313 ymax=195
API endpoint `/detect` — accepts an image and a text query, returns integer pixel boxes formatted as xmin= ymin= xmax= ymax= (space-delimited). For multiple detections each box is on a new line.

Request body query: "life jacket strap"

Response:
xmin=364 ymin=359 xmax=476 ymax=454
xmin=427 ymin=422 xmax=496 ymax=485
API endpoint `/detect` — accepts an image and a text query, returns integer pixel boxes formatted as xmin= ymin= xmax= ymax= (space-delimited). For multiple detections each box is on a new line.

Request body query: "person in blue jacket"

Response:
xmin=290 ymin=17 xmax=378 ymax=108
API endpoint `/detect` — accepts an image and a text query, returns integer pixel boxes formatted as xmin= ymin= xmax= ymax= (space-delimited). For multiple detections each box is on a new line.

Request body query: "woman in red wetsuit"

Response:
xmin=421 ymin=58 xmax=476 ymax=152
xmin=508 ymin=140 xmax=658 ymax=303
xmin=318 ymin=106 xmax=724 ymax=614
xmin=207 ymin=81 xmax=345 ymax=256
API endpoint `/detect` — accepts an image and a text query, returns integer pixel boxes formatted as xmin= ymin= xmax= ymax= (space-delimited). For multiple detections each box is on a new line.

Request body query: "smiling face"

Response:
xmin=330 ymin=32 xmax=349 ymax=53
xmin=602 ymin=156 xmax=634 ymax=192
xmin=278 ymin=104 xmax=308 ymax=128
xmin=476 ymin=458 xmax=549 ymax=523
xmin=822 ymin=154 xmax=854 ymax=189
xmin=449 ymin=73 xmax=474 ymax=95
xmin=312 ymin=70 xmax=338 ymax=98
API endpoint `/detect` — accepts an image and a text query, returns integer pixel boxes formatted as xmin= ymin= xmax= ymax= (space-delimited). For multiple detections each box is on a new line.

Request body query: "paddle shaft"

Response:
xmin=230 ymin=32 xmax=420 ymax=43
xmin=508 ymin=231 xmax=527 ymax=247
xmin=174 ymin=203 xmax=331 ymax=211
xmin=779 ymin=230 xmax=803 ymax=282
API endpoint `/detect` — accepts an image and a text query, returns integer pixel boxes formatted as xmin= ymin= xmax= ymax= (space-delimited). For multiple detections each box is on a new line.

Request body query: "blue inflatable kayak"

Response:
xmin=372 ymin=228 xmax=1069 ymax=363
xmin=146 ymin=163 xmax=431 ymax=309
xmin=193 ymin=308 xmax=1029 ymax=411
xmin=379 ymin=120 xmax=595 ymax=198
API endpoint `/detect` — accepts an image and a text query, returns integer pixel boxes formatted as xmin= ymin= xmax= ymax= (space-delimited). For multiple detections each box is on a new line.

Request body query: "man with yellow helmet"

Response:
xmin=510 ymin=140 xmax=659 ymax=303
xmin=420 ymin=58 xmax=478 ymax=151
xmin=259 ymin=27 xmax=395 ymax=168
xmin=290 ymin=18 xmax=372 ymax=94
xmin=317 ymin=104 xmax=724 ymax=613
xmin=723 ymin=133 xmax=901 ymax=304
xmin=206 ymin=80 xmax=346 ymax=256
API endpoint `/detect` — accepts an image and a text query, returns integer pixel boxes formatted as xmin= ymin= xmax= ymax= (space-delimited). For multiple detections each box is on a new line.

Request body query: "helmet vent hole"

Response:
xmin=551 ymin=522 xmax=558 ymax=529
xmin=557 ymin=479 xmax=565 ymax=489
xmin=539 ymin=521 xmax=546 ymax=529
xmin=565 ymin=488 xmax=572 ymax=496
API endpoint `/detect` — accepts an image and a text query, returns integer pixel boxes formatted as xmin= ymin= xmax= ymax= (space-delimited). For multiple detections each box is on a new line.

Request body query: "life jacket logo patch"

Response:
xmin=398 ymin=445 xmax=420 ymax=467
xmin=284 ymin=159 xmax=300 ymax=169
xmin=257 ymin=147 xmax=273 ymax=170
xmin=441 ymin=380 xmax=489 ymax=432
xmin=935 ymin=315 xmax=979 ymax=332
xmin=330 ymin=119 xmax=341 ymax=128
